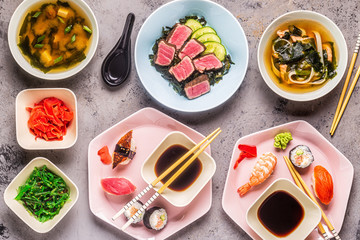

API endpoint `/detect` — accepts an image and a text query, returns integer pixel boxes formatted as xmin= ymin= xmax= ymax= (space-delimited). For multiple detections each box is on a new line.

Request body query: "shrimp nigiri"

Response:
xmin=237 ymin=152 xmax=277 ymax=197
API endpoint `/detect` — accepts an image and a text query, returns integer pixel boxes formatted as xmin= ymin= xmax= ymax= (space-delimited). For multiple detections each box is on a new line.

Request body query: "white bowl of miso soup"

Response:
xmin=258 ymin=10 xmax=347 ymax=101
xmin=8 ymin=0 xmax=99 ymax=80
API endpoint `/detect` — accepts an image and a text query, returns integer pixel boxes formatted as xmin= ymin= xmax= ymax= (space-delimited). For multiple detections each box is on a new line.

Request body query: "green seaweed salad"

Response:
xmin=149 ymin=16 xmax=234 ymax=96
xmin=15 ymin=165 xmax=70 ymax=222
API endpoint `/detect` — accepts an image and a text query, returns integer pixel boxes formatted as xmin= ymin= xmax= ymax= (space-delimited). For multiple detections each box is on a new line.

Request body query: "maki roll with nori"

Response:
xmin=289 ymin=145 xmax=314 ymax=168
xmin=143 ymin=207 xmax=167 ymax=230
xmin=124 ymin=201 xmax=144 ymax=224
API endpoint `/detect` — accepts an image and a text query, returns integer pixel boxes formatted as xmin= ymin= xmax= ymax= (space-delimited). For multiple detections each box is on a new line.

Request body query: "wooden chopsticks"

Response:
xmin=330 ymin=33 xmax=360 ymax=135
xmin=283 ymin=156 xmax=341 ymax=240
xmin=112 ymin=128 xmax=221 ymax=231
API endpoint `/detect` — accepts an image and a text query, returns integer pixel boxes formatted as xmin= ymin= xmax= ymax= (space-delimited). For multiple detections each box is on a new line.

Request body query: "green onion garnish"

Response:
xmin=32 ymin=11 xmax=42 ymax=18
xmin=37 ymin=35 xmax=45 ymax=43
xmin=34 ymin=44 xmax=44 ymax=48
xmin=57 ymin=16 xmax=65 ymax=24
xmin=83 ymin=25 xmax=92 ymax=34
xmin=64 ymin=25 xmax=72 ymax=34
xmin=71 ymin=34 xmax=76 ymax=43
xmin=54 ymin=56 xmax=63 ymax=64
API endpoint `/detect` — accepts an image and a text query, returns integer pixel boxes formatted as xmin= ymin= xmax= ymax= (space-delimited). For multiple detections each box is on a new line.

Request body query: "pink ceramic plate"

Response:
xmin=88 ymin=107 xmax=212 ymax=239
xmin=222 ymin=120 xmax=354 ymax=239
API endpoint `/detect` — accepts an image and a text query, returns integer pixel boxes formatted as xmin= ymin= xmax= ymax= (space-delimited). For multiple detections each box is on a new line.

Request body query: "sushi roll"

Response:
xmin=112 ymin=130 xmax=136 ymax=168
xmin=143 ymin=207 xmax=167 ymax=230
xmin=124 ymin=201 xmax=144 ymax=224
xmin=289 ymin=145 xmax=314 ymax=168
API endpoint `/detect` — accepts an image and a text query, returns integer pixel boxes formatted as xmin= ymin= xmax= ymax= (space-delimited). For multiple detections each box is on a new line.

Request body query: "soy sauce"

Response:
xmin=155 ymin=144 xmax=202 ymax=191
xmin=258 ymin=190 xmax=304 ymax=237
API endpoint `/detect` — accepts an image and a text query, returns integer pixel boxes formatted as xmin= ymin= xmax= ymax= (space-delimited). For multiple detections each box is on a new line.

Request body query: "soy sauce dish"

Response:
xmin=141 ymin=131 xmax=216 ymax=207
xmin=258 ymin=10 xmax=347 ymax=101
xmin=246 ymin=178 xmax=321 ymax=240
xmin=8 ymin=0 xmax=99 ymax=80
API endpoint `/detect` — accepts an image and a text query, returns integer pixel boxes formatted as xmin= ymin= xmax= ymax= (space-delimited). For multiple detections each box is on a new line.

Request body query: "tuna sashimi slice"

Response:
xmin=169 ymin=56 xmax=195 ymax=82
xmin=184 ymin=74 xmax=211 ymax=99
xmin=166 ymin=23 xmax=192 ymax=50
xmin=154 ymin=40 xmax=176 ymax=66
xmin=101 ymin=177 xmax=136 ymax=196
xmin=178 ymin=39 xmax=205 ymax=60
xmin=193 ymin=53 xmax=223 ymax=73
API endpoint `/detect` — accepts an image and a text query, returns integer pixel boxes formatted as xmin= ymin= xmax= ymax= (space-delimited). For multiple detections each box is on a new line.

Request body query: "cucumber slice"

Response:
xmin=197 ymin=33 xmax=221 ymax=43
xmin=185 ymin=19 xmax=203 ymax=32
xmin=203 ymin=42 xmax=227 ymax=61
xmin=191 ymin=26 xmax=216 ymax=39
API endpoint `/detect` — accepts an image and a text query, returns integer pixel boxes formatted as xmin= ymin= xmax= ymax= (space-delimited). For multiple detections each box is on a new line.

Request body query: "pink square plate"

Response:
xmin=88 ymin=107 xmax=212 ymax=239
xmin=222 ymin=120 xmax=354 ymax=239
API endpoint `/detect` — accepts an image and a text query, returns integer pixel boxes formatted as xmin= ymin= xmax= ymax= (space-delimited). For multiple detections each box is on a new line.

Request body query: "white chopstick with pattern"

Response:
xmin=121 ymin=192 xmax=160 ymax=231
xmin=112 ymin=183 xmax=153 ymax=221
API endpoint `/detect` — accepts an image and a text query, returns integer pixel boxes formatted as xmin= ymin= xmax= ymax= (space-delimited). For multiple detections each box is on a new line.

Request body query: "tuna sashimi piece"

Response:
xmin=178 ymin=39 xmax=206 ymax=60
xmin=193 ymin=53 xmax=223 ymax=73
xmin=169 ymin=56 xmax=195 ymax=82
xmin=184 ymin=74 xmax=211 ymax=99
xmin=166 ymin=23 xmax=192 ymax=50
xmin=101 ymin=177 xmax=136 ymax=196
xmin=154 ymin=40 xmax=176 ymax=66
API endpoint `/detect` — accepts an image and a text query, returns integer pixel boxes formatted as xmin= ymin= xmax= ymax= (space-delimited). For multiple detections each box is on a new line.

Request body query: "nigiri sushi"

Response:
xmin=101 ymin=177 xmax=136 ymax=196
xmin=237 ymin=152 xmax=277 ymax=197
xmin=112 ymin=130 xmax=136 ymax=169
xmin=312 ymin=165 xmax=333 ymax=205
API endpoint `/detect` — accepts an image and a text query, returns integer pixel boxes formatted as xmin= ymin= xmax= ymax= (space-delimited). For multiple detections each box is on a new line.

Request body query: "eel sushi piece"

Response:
xmin=112 ymin=130 xmax=136 ymax=168
xmin=178 ymin=38 xmax=205 ymax=60
xmin=168 ymin=56 xmax=195 ymax=82
xmin=184 ymin=74 xmax=210 ymax=99
xmin=193 ymin=53 xmax=223 ymax=73
xmin=166 ymin=23 xmax=192 ymax=50
xmin=154 ymin=40 xmax=176 ymax=66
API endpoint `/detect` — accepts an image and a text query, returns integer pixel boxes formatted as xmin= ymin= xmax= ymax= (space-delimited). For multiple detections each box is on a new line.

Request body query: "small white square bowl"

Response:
xmin=4 ymin=157 xmax=79 ymax=233
xmin=246 ymin=178 xmax=321 ymax=240
xmin=141 ymin=131 xmax=216 ymax=207
xmin=16 ymin=88 xmax=78 ymax=150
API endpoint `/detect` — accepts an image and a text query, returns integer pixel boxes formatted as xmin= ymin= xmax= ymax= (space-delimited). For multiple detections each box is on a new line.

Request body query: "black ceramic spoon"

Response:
xmin=101 ymin=13 xmax=135 ymax=87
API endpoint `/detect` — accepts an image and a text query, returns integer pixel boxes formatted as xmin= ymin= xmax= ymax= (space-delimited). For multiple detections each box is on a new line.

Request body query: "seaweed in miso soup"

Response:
xmin=18 ymin=0 xmax=93 ymax=73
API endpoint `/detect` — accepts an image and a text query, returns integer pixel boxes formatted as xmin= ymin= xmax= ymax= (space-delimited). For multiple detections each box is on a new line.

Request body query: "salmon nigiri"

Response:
xmin=237 ymin=152 xmax=277 ymax=197
xmin=312 ymin=165 xmax=333 ymax=205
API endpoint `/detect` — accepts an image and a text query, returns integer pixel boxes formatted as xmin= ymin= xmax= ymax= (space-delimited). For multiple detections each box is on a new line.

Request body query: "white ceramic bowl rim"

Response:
xmin=8 ymin=0 xmax=99 ymax=80
xmin=257 ymin=10 xmax=348 ymax=101
xmin=135 ymin=0 xmax=249 ymax=112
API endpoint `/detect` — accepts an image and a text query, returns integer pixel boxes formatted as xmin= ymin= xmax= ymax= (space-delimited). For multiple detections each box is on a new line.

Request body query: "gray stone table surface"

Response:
xmin=0 ymin=0 xmax=359 ymax=239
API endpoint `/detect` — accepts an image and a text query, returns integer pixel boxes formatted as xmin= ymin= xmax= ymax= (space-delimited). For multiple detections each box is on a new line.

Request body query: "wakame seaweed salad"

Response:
xmin=15 ymin=165 xmax=70 ymax=222
xmin=149 ymin=15 xmax=234 ymax=97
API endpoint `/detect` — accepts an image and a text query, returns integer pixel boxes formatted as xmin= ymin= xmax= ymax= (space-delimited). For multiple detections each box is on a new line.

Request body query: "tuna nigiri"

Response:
xmin=101 ymin=177 xmax=136 ymax=196
xmin=237 ymin=152 xmax=277 ymax=197
xmin=312 ymin=165 xmax=333 ymax=205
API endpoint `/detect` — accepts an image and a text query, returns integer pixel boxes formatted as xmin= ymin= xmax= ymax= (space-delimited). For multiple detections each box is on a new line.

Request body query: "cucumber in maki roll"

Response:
xmin=289 ymin=145 xmax=314 ymax=168
xmin=143 ymin=207 xmax=167 ymax=230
